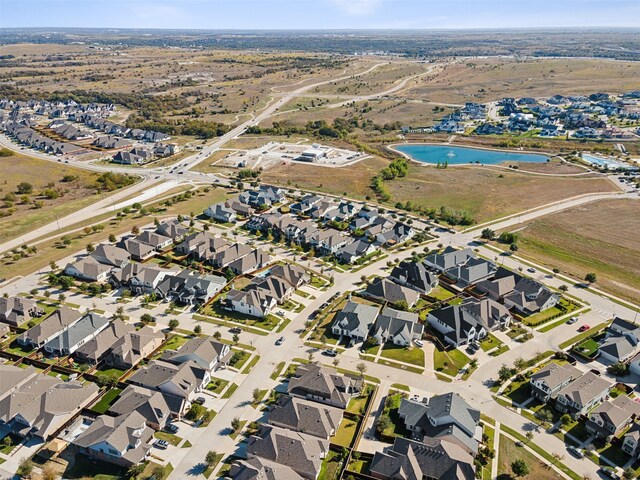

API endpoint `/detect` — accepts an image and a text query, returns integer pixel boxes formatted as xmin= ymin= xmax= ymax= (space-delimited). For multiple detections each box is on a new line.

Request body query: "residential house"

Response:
xmin=229 ymin=458 xmax=304 ymax=480
xmin=375 ymin=222 xmax=414 ymax=246
xmin=444 ymin=257 xmax=497 ymax=287
xmin=111 ymin=263 xmax=179 ymax=295
xmin=228 ymin=248 xmax=272 ymax=275
xmin=156 ymin=218 xmax=189 ymax=242
xmin=135 ymin=230 xmax=173 ymax=251
xmin=128 ymin=360 xmax=209 ymax=401
xmin=585 ymin=395 xmax=640 ymax=439
xmin=74 ymin=319 xmax=135 ymax=364
xmin=122 ymin=238 xmax=156 ymax=262
xmin=336 ymin=239 xmax=377 ymax=264
xmin=363 ymin=278 xmax=420 ymax=308
xmin=72 ymin=411 xmax=153 ymax=467
xmin=246 ymin=275 xmax=295 ymax=305
xmin=18 ymin=307 xmax=83 ymax=348
xmin=288 ymin=364 xmax=362 ymax=409
xmin=390 ymin=261 xmax=439 ymax=294
xmin=424 ymin=246 xmax=475 ymax=273
xmin=104 ymin=326 xmax=164 ymax=370
xmin=91 ymin=244 xmax=130 ymax=268
xmin=269 ymin=263 xmax=310 ymax=289
xmin=0 ymin=365 xmax=99 ymax=440
xmin=622 ymin=423 xmax=640 ymax=458
xmin=397 ymin=392 xmax=481 ymax=454
xmin=371 ymin=307 xmax=423 ymax=347
xmin=427 ymin=298 xmax=512 ymax=348
xmin=239 ymin=185 xmax=285 ymax=208
xmin=65 ymin=255 xmax=112 ymax=282
xmin=226 ymin=288 xmax=277 ymax=318
xmin=212 ymin=243 xmax=253 ymax=268
xmin=503 ymin=277 xmax=560 ymax=314
xmin=246 ymin=424 xmax=328 ymax=480
xmin=227 ymin=199 xmax=255 ymax=218
xmin=529 ymin=362 xmax=583 ymax=402
xmin=0 ymin=296 xmax=42 ymax=326
xmin=289 ymin=195 xmax=322 ymax=215
xmin=43 ymin=312 xmax=110 ymax=356
xmin=205 ymin=202 xmax=237 ymax=223
xmin=331 ymin=300 xmax=380 ymax=343
xmin=555 ymin=371 xmax=613 ymax=418
xmin=160 ymin=336 xmax=231 ymax=372
xmin=108 ymin=385 xmax=187 ymax=429
xmin=157 ymin=270 xmax=227 ymax=305
xmin=599 ymin=317 xmax=640 ymax=364
xmin=370 ymin=436 xmax=476 ymax=480
xmin=268 ymin=395 xmax=343 ymax=439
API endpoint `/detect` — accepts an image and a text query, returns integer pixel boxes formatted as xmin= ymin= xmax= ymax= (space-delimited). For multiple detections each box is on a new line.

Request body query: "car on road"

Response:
xmin=194 ymin=397 xmax=206 ymax=405
xmin=567 ymin=317 xmax=578 ymax=324
xmin=229 ymin=327 xmax=242 ymax=334
xmin=578 ymin=325 xmax=591 ymax=332
xmin=164 ymin=424 xmax=179 ymax=434
xmin=567 ymin=446 xmax=584 ymax=458
xmin=414 ymin=339 xmax=424 ymax=347
xmin=527 ymin=267 xmax=536 ymax=273
xmin=323 ymin=349 xmax=337 ymax=357
xmin=515 ymin=441 xmax=524 ymax=447
xmin=275 ymin=336 xmax=285 ymax=345
xmin=155 ymin=440 xmax=169 ymax=449
xmin=599 ymin=467 xmax=621 ymax=479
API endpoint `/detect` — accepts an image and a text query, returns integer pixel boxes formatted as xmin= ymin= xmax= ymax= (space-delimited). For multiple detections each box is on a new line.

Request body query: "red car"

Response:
xmin=578 ymin=325 xmax=591 ymax=332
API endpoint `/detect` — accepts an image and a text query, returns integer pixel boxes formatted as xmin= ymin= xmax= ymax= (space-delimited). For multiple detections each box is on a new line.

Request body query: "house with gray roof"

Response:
xmin=331 ymin=300 xmax=380 ymax=343
xmin=390 ymin=260 xmax=439 ymax=294
xmin=503 ymin=277 xmax=560 ymax=314
xmin=72 ymin=411 xmax=153 ymax=467
xmin=268 ymin=395 xmax=343 ymax=439
xmin=127 ymin=359 xmax=209 ymax=401
xmin=157 ymin=269 xmax=227 ymax=305
xmin=205 ymin=202 xmax=237 ymax=223
xmin=109 ymin=385 xmax=186 ymax=430
xmin=555 ymin=371 xmax=613 ymax=418
xmin=104 ymin=325 xmax=163 ymax=370
xmin=622 ymin=423 xmax=640 ymax=458
xmin=529 ymin=361 xmax=582 ymax=402
xmin=228 ymin=248 xmax=272 ymax=275
xmin=246 ymin=424 xmax=328 ymax=480
xmin=161 ymin=336 xmax=230 ymax=372
xmin=599 ymin=334 xmax=639 ymax=364
xmin=398 ymin=393 xmax=481 ymax=455
xmin=288 ymin=364 xmax=362 ymax=409
xmin=135 ymin=230 xmax=173 ymax=251
xmin=423 ymin=246 xmax=475 ymax=273
xmin=444 ymin=257 xmax=497 ymax=287
xmin=122 ymin=238 xmax=156 ymax=261
xmin=212 ymin=242 xmax=253 ymax=268
xmin=18 ymin=307 xmax=83 ymax=348
xmin=370 ymin=436 xmax=476 ymax=480
xmin=371 ymin=307 xmax=423 ymax=347
xmin=91 ymin=244 xmax=130 ymax=268
xmin=0 ymin=366 xmax=99 ymax=440
xmin=43 ymin=312 xmax=109 ymax=357
xmin=363 ymin=278 xmax=420 ymax=308
xmin=336 ymin=239 xmax=377 ymax=264
xmin=586 ymin=395 xmax=640 ymax=439
xmin=269 ymin=263 xmax=310 ymax=289
xmin=156 ymin=218 xmax=189 ymax=241
xmin=74 ymin=319 xmax=134 ymax=364
xmin=245 ymin=275 xmax=294 ymax=305
xmin=229 ymin=457 xmax=303 ymax=480
xmin=0 ymin=296 xmax=42 ymax=326
xmin=111 ymin=263 xmax=179 ymax=295
xmin=226 ymin=288 xmax=277 ymax=318
xmin=65 ymin=255 xmax=112 ymax=282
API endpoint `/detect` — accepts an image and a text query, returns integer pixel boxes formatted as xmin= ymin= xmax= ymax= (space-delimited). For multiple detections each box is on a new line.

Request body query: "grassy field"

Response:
xmin=511 ymin=199 xmax=640 ymax=303
xmin=498 ymin=434 xmax=563 ymax=480
xmin=379 ymin=343 xmax=425 ymax=367
xmin=433 ymin=346 xmax=470 ymax=377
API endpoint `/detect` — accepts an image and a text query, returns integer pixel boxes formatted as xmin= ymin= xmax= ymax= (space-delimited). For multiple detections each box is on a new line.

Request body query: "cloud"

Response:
xmin=327 ymin=0 xmax=384 ymax=16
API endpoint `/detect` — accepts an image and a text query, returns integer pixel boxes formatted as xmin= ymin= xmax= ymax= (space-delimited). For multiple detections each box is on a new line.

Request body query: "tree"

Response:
xmin=509 ymin=243 xmax=519 ymax=253
xmin=16 ymin=459 xmax=33 ymax=479
xmin=252 ymin=388 xmax=262 ymax=403
xmin=131 ymin=225 xmax=140 ymax=235
xmin=608 ymin=362 xmax=628 ymax=377
xmin=559 ymin=284 xmax=569 ymax=292
xmin=96 ymin=372 xmax=119 ymax=389
xmin=108 ymin=234 xmax=117 ymax=243
xmin=525 ymin=431 xmax=534 ymax=442
xmin=498 ymin=364 xmax=514 ymax=383
xmin=168 ymin=319 xmax=179 ymax=330
xmin=481 ymin=228 xmax=496 ymax=241
xmin=511 ymin=459 xmax=529 ymax=478
xmin=194 ymin=324 xmax=202 ymax=334
xmin=17 ymin=182 xmax=33 ymax=194
xmin=213 ymin=331 xmax=222 ymax=340
xmin=356 ymin=362 xmax=367 ymax=377
xmin=469 ymin=358 xmax=479 ymax=369
xmin=231 ymin=417 xmax=242 ymax=432
xmin=140 ymin=313 xmax=155 ymax=325
xmin=623 ymin=467 xmax=635 ymax=480
xmin=584 ymin=272 xmax=597 ymax=284
xmin=232 ymin=333 xmax=239 ymax=344
xmin=127 ymin=463 xmax=145 ymax=479
xmin=333 ymin=358 xmax=340 ymax=368
xmin=3 ymin=436 xmax=13 ymax=448
xmin=552 ymin=267 xmax=560 ymax=274
xmin=185 ymin=403 xmax=205 ymax=421
xmin=376 ymin=415 xmax=392 ymax=435
xmin=205 ymin=450 xmax=218 ymax=467
xmin=560 ymin=413 xmax=572 ymax=426
xmin=86 ymin=243 xmax=95 ymax=253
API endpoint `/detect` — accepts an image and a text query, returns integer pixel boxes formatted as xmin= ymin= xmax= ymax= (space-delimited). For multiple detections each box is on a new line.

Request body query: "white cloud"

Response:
xmin=327 ymin=0 xmax=384 ymax=16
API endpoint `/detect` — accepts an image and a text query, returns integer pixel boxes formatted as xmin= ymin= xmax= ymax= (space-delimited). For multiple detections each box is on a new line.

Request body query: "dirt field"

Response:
xmin=498 ymin=434 xmax=562 ymax=480
xmin=507 ymin=199 xmax=640 ymax=304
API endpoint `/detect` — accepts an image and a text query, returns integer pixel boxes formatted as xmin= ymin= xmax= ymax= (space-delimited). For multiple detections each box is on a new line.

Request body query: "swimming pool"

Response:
xmin=393 ymin=144 xmax=549 ymax=165
xmin=581 ymin=153 xmax=635 ymax=170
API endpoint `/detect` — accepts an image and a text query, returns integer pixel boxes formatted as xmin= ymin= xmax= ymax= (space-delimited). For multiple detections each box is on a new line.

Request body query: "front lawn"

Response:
xmin=206 ymin=377 xmax=230 ymax=395
xmin=154 ymin=431 xmax=183 ymax=446
xmin=433 ymin=347 xmax=469 ymax=377
xmin=380 ymin=344 xmax=424 ymax=367
xmin=229 ymin=350 xmax=251 ymax=370
xmin=522 ymin=306 xmax=563 ymax=326
xmin=498 ymin=434 xmax=563 ymax=480
xmin=479 ymin=334 xmax=503 ymax=352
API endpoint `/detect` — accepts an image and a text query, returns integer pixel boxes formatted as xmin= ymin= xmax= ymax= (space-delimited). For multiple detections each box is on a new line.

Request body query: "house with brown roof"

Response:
xmin=267 ymin=395 xmax=343 ymax=439
xmin=0 ymin=296 xmax=43 ymax=326
xmin=269 ymin=263 xmax=310 ymax=289
xmin=127 ymin=359 xmax=209 ymax=401
xmin=108 ymin=385 xmax=186 ymax=430
xmin=104 ymin=325 xmax=164 ymax=370
xmin=229 ymin=457 xmax=303 ymax=480
xmin=18 ymin=307 xmax=83 ymax=348
xmin=287 ymin=364 xmax=362 ymax=409
xmin=586 ymin=395 xmax=640 ymax=439
xmin=74 ymin=319 xmax=135 ymax=365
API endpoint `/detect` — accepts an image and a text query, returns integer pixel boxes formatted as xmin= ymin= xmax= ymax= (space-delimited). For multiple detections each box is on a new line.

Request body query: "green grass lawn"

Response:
xmin=428 ymin=285 xmax=455 ymax=301
xmin=206 ymin=377 xmax=230 ymax=395
xmin=573 ymin=338 xmax=600 ymax=358
xmin=346 ymin=395 xmax=369 ymax=416
xmin=498 ymin=434 xmax=563 ymax=480
xmin=154 ymin=431 xmax=183 ymax=447
xmin=155 ymin=334 xmax=189 ymax=356
xmin=318 ymin=449 xmax=344 ymax=480
xmin=331 ymin=418 xmax=359 ymax=447
xmin=202 ymin=452 xmax=224 ymax=479
xmin=4 ymin=341 xmax=34 ymax=357
xmin=241 ymin=354 xmax=260 ymax=374
xmin=559 ymin=321 xmax=610 ymax=349
xmin=90 ymin=388 xmax=122 ymax=414
xmin=222 ymin=383 xmax=239 ymax=399
xmin=200 ymin=302 xmax=280 ymax=331
xmin=229 ymin=350 xmax=251 ymax=370
xmin=346 ymin=457 xmax=371 ymax=475
xmin=96 ymin=366 xmax=127 ymax=378
xmin=504 ymin=381 xmax=532 ymax=406
xmin=0 ymin=434 xmax=21 ymax=455
xmin=270 ymin=361 xmax=285 ymax=380
xmin=62 ymin=454 xmax=125 ymax=479
xmin=379 ymin=343 xmax=425 ymax=367
xmin=479 ymin=334 xmax=503 ymax=352
xmin=433 ymin=347 xmax=469 ymax=377
xmin=522 ymin=306 xmax=563 ymax=326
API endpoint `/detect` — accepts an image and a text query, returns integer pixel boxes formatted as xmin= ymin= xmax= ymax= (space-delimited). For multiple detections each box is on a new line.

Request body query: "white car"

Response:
xmin=414 ymin=339 xmax=424 ymax=347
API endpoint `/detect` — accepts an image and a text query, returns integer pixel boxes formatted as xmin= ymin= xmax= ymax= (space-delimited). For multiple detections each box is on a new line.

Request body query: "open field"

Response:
xmin=498 ymin=434 xmax=563 ymax=480
xmin=504 ymin=199 xmax=640 ymax=304
xmin=0 ymin=150 xmax=134 ymax=243
xmin=261 ymin=157 xmax=619 ymax=223
xmin=401 ymin=57 xmax=640 ymax=104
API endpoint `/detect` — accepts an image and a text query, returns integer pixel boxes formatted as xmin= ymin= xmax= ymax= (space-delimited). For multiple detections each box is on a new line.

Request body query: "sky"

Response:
xmin=1 ymin=0 xmax=640 ymax=30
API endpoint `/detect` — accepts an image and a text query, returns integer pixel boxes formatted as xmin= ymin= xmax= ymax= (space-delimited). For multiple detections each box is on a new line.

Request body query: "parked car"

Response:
xmin=515 ymin=441 xmax=524 ymax=447
xmin=164 ymin=424 xmax=179 ymax=434
xmin=599 ymin=467 xmax=621 ymax=479
xmin=527 ymin=267 xmax=536 ymax=273
xmin=567 ymin=446 xmax=584 ymax=458
xmin=229 ymin=327 xmax=242 ymax=334
xmin=276 ymin=336 xmax=285 ymax=345
xmin=567 ymin=317 xmax=578 ymax=324
xmin=414 ymin=339 xmax=424 ymax=347
xmin=323 ymin=349 xmax=337 ymax=357
xmin=194 ymin=397 xmax=206 ymax=405
xmin=155 ymin=440 xmax=169 ymax=449
xmin=578 ymin=325 xmax=591 ymax=332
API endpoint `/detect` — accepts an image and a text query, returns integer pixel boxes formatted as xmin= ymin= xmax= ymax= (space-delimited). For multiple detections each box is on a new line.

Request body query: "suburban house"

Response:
xmin=108 ymin=385 xmax=186 ymax=430
xmin=205 ymin=202 xmax=237 ymax=223
xmin=239 ymin=185 xmax=286 ymax=208
xmin=363 ymin=278 xmax=420 ymax=308
xmin=227 ymin=248 xmax=272 ymax=275
xmin=0 ymin=296 xmax=43 ymax=326
xmin=246 ymin=275 xmax=295 ymax=305
xmin=65 ymin=255 xmax=112 ymax=282
xmin=111 ymin=263 xmax=179 ymax=295
xmin=156 ymin=218 xmax=189 ymax=241
xmin=622 ymin=424 xmax=640 ymax=458
xmin=337 ymin=238 xmax=377 ymax=264
xmin=0 ymin=365 xmax=99 ymax=440
xmin=397 ymin=392 xmax=481 ymax=454
xmin=331 ymin=300 xmax=380 ymax=343
xmin=91 ymin=244 xmax=130 ymax=268
xmin=212 ymin=243 xmax=253 ymax=268
xmin=226 ymin=288 xmax=277 ymax=318
xmin=160 ymin=337 xmax=231 ymax=372
xmin=122 ymin=238 xmax=156 ymax=262
xmin=104 ymin=326 xmax=164 ymax=370
xmin=585 ymin=395 xmax=640 ymax=439
xmin=72 ymin=411 xmax=153 ymax=467
xmin=444 ymin=257 xmax=498 ymax=287
xmin=246 ymin=424 xmax=328 ymax=480
xmin=390 ymin=261 xmax=439 ymax=294
xmin=371 ymin=307 xmax=423 ymax=347
xmin=502 ymin=277 xmax=560 ymax=314
xmin=74 ymin=319 xmax=135 ymax=364
xmin=423 ymin=246 xmax=475 ymax=273
xmin=229 ymin=458 xmax=303 ymax=480
xmin=529 ymin=362 xmax=583 ymax=402
xmin=288 ymin=364 xmax=363 ymax=409
xmin=18 ymin=307 xmax=83 ymax=349
xmin=157 ymin=269 xmax=227 ymax=305
xmin=555 ymin=371 xmax=613 ymax=418
xmin=598 ymin=317 xmax=640 ymax=364
xmin=369 ymin=436 xmax=476 ymax=480
xmin=269 ymin=263 xmax=310 ymax=289
xmin=135 ymin=230 xmax=173 ymax=251
xmin=427 ymin=298 xmax=512 ymax=348
xmin=267 ymin=395 xmax=343 ymax=439
xmin=127 ymin=359 xmax=209 ymax=401
xmin=43 ymin=312 xmax=109 ymax=357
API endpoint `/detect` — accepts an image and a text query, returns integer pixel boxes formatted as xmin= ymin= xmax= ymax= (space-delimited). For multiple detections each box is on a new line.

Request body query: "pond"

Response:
xmin=393 ymin=144 xmax=549 ymax=165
